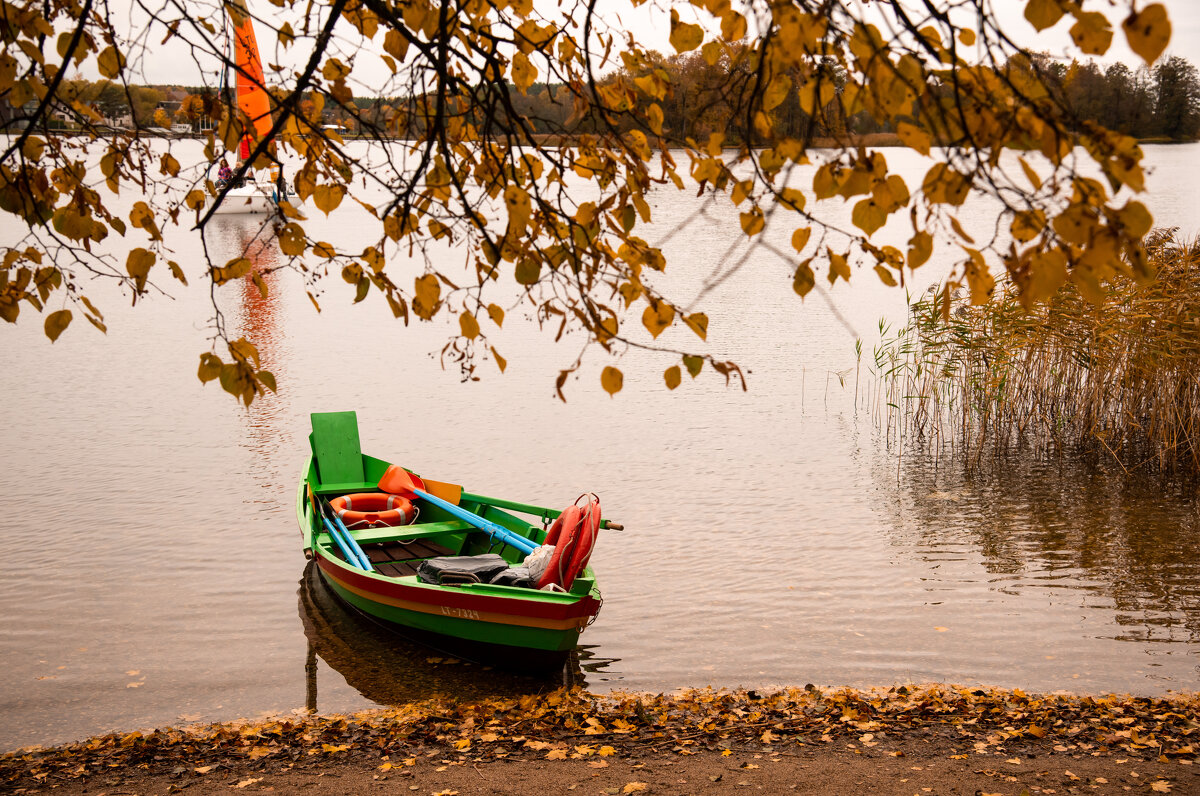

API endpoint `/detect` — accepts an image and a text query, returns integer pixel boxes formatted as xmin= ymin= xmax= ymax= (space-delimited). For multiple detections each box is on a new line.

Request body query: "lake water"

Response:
xmin=2 ymin=141 xmax=1198 ymax=751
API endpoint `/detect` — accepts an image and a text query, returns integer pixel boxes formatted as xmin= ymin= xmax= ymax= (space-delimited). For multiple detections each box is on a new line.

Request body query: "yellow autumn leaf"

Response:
xmin=647 ymin=103 xmax=664 ymax=136
xmin=126 ymin=247 xmax=155 ymax=291
xmin=504 ymin=185 xmax=531 ymax=235
xmin=762 ymin=73 xmax=791 ymax=112
xmin=1116 ymin=200 xmax=1153 ymax=238
xmin=1011 ymin=209 xmax=1045 ymax=242
xmin=159 ymin=152 xmax=180 ymax=177
xmin=545 ymin=747 xmax=568 ymax=759
xmin=622 ymin=783 xmax=648 ymax=794
xmin=684 ymin=312 xmax=708 ymax=340
xmin=313 ymin=184 xmax=345 ymax=215
xmin=896 ymin=121 xmax=931 ymax=156
xmin=791 ymin=227 xmax=812 ymax=252
xmin=922 ymin=163 xmax=970 ymax=205
xmin=1070 ymin=11 xmax=1113 ymax=55
xmin=1024 ymin=0 xmax=1065 ymax=32
xmin=1122 ymin=4 xmax=1171 ymax=65
xmin=413 ymin=273 xmax=441 ymax=320
xmin=740 ymin=209 xmax=764 ymax=236
xmin=459 ymin=312 xmax=479 ymax=339
xmin=642 ymin=301 xmax=674 ymax=338
xmin=669 ymin=9 xmax=703 ymax=53
xmin=601 ymin=366 xmax=623 ymax=396
xmin=828 ymin=249 xmax=851 ymax=284
xmin=851 ymin=198 xmax=886 ymax=236
xmin=664 ymin=365 xmax=681 ymax=390
xmin=97 ymin=45 xmax=124 ymax=78
xmin=44 ymin=309 xmax=71 ymax=342
xmin=278 ymin=223 xmax=306 ymax=256
xmin=779 ymin=188 xmax=805 ymax=212
xmin=511 ymin=51 xmax=536 ymax=94
xmin=1018 ymin=157 xmax=1043 ymax=190
xmin=793 ymin=261 xmax=815 ymax=297
xmin=907 ymin=231 xmax=933 ymax=268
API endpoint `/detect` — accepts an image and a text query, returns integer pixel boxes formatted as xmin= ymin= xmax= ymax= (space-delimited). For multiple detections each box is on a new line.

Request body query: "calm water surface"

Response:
xmin=1 ymin=142 xmax=1198 ymax=751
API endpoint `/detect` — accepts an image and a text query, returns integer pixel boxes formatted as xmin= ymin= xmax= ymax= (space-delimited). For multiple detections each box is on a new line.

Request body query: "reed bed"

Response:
xmin=873 ymin=230 xmax=1200 ymax=476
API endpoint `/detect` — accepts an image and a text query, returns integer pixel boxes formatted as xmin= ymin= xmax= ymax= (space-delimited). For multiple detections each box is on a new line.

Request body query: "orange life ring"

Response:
xmin=537 ymin=495 xmax=601 ymax=590
xmin=330 ymin=492 xmax=416 ymax=528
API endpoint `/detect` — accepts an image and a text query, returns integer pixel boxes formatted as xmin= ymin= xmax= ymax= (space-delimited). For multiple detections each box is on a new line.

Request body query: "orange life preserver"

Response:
xmin=537 ymin=495 xmax=601 ymax=590
xmin=330 ymin=492 xmax=416 ymax=528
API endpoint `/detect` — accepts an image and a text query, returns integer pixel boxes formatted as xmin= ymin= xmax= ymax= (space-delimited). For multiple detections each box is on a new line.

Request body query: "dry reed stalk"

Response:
xmin=872 ymin=230 xmax=1200 ymax=477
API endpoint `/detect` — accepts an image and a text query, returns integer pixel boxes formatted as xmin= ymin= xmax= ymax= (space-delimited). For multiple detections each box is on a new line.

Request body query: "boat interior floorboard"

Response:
xmin=328 ymin=537 xmax=455 ymax=578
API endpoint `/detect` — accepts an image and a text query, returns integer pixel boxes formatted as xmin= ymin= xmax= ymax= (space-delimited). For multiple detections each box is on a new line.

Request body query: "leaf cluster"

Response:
xmin=0 ymin=0 xmax=1184 ymax=404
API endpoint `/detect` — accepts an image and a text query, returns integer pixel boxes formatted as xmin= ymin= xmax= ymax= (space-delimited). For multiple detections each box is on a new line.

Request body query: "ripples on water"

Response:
xmin=0 ymin=142 xmax=1198 ymax=751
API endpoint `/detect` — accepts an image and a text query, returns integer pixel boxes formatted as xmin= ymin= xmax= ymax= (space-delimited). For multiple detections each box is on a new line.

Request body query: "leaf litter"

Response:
xmin=2 ymin=684 xmax=1197 ymax=791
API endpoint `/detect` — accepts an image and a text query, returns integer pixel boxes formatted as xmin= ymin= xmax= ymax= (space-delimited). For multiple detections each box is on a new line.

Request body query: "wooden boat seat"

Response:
xmin=313 ymin=481 xmax=379 ymax=496
xmin=345 ymin=519 xmax=476 ymax=546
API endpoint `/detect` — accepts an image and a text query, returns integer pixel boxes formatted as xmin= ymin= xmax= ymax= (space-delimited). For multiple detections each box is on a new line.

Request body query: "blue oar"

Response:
xmin=330 ymin=510 xmax=375 ymax=571
xmin=321 ymin=515 xmax=371 ymax=570
xmin=414 ymin=488 xmax=537 ymax=554
xmin=319 ymin=500 xmax=374 ymax=571
xmin=379 ymin=467 xmax=539 ymax=555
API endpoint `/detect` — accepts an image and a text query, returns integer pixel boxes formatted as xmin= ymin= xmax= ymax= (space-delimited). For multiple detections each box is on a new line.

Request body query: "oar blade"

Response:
xmin=421 ymin=477 xmax=463 ymax=505
xmin=378 ymin=464 xmax=426 ymax=498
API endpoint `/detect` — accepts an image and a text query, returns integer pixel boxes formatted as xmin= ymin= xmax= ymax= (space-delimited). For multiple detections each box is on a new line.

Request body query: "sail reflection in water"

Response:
xmin=297 ymin=561 xmax=614 ymax=710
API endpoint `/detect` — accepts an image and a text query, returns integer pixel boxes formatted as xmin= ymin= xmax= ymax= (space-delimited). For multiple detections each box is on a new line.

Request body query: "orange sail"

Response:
xmin=229 ymin=0 xmax=272 ymax=161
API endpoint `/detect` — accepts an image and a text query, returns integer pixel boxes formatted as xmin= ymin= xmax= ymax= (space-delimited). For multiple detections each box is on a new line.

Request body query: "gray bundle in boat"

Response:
xmin=417 ymin=554 xmax=509 ymax=585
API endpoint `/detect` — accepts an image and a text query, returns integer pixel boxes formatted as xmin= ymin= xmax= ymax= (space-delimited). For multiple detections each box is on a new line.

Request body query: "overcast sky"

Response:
xmin=109 ymin=0 xmax=1200 ymax=89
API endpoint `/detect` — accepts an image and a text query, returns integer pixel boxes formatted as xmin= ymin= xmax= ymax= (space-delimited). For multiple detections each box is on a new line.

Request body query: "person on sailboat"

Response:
xmin=216 ymin=159 xmax=233 ymax=189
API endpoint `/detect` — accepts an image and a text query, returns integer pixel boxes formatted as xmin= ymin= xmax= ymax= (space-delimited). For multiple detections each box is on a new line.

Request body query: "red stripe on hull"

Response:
xmin=315 ymin=555 xmax=600 ymax=623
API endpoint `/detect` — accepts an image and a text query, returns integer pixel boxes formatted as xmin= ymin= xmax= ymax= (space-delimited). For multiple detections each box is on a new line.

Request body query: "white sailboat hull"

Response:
xmin=211 ymin=184 xmax=275 ymax=215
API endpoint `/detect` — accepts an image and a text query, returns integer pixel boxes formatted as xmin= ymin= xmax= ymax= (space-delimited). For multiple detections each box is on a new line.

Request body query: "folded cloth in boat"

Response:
xmin=418 ymin=554 xmax=509 ymax=585
xmin=490 ymin=566 xmax=535 ymax=588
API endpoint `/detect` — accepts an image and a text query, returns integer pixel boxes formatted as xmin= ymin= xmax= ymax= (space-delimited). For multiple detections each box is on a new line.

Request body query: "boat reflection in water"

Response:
xmin=298 ymin=561 xmax=615 ymax=711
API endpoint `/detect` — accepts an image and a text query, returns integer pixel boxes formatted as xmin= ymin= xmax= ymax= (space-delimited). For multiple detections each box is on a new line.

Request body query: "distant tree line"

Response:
xmin=340 ymin=49 xmax=1200 ymax=145
xmin=41 ymin=53 xmax=1199 ymax=145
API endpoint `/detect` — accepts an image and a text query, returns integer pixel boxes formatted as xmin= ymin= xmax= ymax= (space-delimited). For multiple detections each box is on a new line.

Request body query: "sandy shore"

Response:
xmin=4 ymin=685 xmax=1198 ymax=794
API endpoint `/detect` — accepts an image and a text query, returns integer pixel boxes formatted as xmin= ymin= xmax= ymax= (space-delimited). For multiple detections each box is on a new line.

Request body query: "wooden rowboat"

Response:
xmin=296 ymin=411 xmax=612 ymax=672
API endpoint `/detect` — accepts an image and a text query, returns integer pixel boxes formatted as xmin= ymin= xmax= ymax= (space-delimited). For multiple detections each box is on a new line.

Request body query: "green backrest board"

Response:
xmin=309 ymin=411 xmax=364 ymax=486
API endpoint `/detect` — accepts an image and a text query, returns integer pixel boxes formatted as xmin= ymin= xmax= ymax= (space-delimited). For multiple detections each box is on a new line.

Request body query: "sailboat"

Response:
xmin=211 ymin=0 xmax=284 ymax=215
